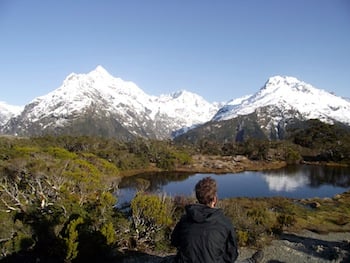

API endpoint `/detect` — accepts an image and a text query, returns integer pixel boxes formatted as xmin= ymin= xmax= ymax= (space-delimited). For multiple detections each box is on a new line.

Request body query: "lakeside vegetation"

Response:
xmin=0 ymin=119 xmax=350 ymax=262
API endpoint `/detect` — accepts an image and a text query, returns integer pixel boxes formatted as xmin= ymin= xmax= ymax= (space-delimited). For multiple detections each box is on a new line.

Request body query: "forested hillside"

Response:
xmin=176 ymin=119 xmax=350 ymax=165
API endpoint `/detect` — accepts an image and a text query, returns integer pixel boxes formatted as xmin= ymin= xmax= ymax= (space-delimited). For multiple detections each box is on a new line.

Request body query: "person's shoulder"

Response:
xmin=216 ymin=209 xmax=234 ymax=227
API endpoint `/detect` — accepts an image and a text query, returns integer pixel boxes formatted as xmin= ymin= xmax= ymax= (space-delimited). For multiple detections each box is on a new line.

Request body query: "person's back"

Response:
xmin=170 ymin=177 xmax=263 ymax=263
xmin=171 ymin=177 xmax=238 ymax=263
xmin=171 ymin=203 xmax=238 ymax=263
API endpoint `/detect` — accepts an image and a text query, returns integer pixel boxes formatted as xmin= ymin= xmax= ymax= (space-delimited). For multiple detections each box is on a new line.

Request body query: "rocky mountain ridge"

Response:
xmin=176 ymin=76 xmax=350 ymax=143
xmin=0 ymin=102 xmax=23 ymax=127
xmin=213 ymin=76 xmax=350 ymax=125
xmin=0 ymin=66 xmax=219 ymax=139
xmin=1 ymin=67 xmax=349 ymax=140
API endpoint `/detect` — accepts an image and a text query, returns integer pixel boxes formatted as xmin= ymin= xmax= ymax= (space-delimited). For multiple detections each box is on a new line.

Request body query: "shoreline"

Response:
xmin=118 ymin=154 xmax=288 ymax=177
xmin=118 ymin=154 xmax=349 ymax=178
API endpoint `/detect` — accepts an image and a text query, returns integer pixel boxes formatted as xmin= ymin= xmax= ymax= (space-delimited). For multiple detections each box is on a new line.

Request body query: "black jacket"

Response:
xmin=171 ymin=204 xmax=238 ymax=263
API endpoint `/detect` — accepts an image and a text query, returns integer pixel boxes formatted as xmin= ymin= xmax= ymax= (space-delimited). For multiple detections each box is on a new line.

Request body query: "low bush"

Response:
xmin=130 ymin=192 xmax=174 ymax=250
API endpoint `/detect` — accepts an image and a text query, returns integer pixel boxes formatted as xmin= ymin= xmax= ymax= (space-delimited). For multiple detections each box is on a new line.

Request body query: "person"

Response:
xmin=170 ymin=177 xmax=263 ymax=263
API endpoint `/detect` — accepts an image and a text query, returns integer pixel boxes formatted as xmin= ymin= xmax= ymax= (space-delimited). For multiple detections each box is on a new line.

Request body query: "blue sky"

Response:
xmin=1 ymin=0 xmax=349 ymax=105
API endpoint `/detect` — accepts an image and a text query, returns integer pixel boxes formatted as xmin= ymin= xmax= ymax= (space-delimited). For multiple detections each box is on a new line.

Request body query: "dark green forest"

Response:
xmin=0 ymin=119 xmax=350 ymax=262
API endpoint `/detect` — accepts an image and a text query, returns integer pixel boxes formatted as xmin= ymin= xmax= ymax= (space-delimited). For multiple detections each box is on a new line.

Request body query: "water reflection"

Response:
xmin=262 ymin=165 xmax=350 ymax=191
xmin=117 ymin=165 xmax=350 ymax=204
xmin=262 ymin=173 xmax=309 ymax=192
xmin=118 ymin=172 xmax=193 ymax=192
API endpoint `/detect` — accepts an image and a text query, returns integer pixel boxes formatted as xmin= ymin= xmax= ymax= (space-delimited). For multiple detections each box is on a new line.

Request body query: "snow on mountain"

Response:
xmin=155 ymin=90 xmax=218 ymax=127
xmin=0 ymin=101 xmax=23 ymax=126
xmin=2 ymin=70 xmax=349 ymax=140
xmin=213 ymin=76 xmax=350 ymax=126
xmin=25 ymin=65 xmax=155 ymax=126
xmin=1 ymin=66 xmax=219 ymax=139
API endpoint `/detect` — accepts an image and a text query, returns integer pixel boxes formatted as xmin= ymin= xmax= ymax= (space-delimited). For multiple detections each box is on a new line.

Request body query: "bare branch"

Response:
xmin=0 ymin=198 xmax=20 ymax=212
xmin=0 ymin=232 xmax=16 ymax=244
xmin=0 ymin=178 xmax=27 ymax=212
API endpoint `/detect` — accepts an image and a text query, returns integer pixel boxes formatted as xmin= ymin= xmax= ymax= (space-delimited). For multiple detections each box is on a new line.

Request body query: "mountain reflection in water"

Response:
xmin=116 ymin=165 xmax=350 ymax=205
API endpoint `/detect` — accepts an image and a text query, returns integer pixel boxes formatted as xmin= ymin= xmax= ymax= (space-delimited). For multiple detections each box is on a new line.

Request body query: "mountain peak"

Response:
xmin=266 ymin=75 xmax=300 ymax=85
xmin=0 ymin=66 xmax=219 ymax=139
xmin=2 ymin=68 xmax=349 ymax=140
xmin=259 ymin=75 xmax=318 ymax=97
xmin=171 ymin=90 xmax=196 ymax=99
xmin=213 ymin=76 xmax=350 ymax=125
xmin=0 ymin=101 xmax=23 ymax=126
xmin=88 ymin=65 xmax=112 ymax=78
xmin=263 ymin=76 xmax=306 ymax=92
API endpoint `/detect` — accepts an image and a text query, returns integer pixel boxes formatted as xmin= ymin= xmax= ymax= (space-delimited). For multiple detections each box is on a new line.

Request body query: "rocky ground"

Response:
xmin=238 ymin=230 xmax=350 ymax=263
xmin=119 ymin=230 xmax=350 ymax=263
xmin=175 ymin=154 xmax=287 ymax=174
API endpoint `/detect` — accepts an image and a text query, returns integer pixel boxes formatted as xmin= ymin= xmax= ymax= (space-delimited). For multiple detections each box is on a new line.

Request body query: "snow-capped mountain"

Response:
xmin=1 ymin=70 xmax=349 ymax=141
xmin=0 ymin=66 xmax=219 ymax=139
xmin=175 ymin=76 xmax=350 ymax=143
xmin=0 ymin=101 xmax=23 ymax=126
xmin=213 ymin=76 xmax=350 ymax=125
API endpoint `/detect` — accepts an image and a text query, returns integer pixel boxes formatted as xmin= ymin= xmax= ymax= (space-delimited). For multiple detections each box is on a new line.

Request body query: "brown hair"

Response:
xmin=195 ymin=177 xmax=217 ymax=205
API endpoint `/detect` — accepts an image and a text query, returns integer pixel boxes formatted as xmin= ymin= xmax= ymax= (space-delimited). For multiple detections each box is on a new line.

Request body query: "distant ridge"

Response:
xmin=0 ymin=67 xmax=349 ymax=140
xmin=0 ymin=66 xmax=219 ymax=139
xmin=213 ymin=75 xmax=350 ymax=125
xmin=176 ymin=76 xmax=350 ymax=143
xmin=0 ymin=101 xmax=23 ymax=126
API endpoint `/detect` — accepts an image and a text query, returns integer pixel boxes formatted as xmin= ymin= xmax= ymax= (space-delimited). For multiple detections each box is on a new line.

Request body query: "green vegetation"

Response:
xmin=0 ymin=136 xmax=122 ymax=262
xmin=179 ymin=119 xmax=350 ymax=165
xmin=130 ymin=192 xmax=174 ymax=251
xmin=220 ymin=193 xmax=350 ymax=247
xmin=0 ymin=135 xmax=192 ymax=261
xmin=0 ymin=122 xmax=349 ymax=261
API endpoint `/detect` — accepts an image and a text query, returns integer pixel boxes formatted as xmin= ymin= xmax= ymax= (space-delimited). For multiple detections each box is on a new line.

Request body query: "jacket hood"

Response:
xmin=185 ymin=204 xmax=222 ymax=223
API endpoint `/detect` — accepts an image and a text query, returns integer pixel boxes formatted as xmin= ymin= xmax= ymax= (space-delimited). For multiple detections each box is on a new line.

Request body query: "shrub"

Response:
xmin=219 ymin=198 xmax=275 ymax=246
xmin=101 ymin=222 xmax=116 ymax=246
xmin=64 ymin=217 xmax=84 ymax=261
xmin=46 ymin=147 xmax=77 ymax=160
xmin=237 ymin=230 xmax=249 ymax=246
xmin=284 ymin=146 xmax=301 ymax=164
xmin=173 ymin=151 xmax=192 ymax=165
xmin=130 ymin=192 xmax=174 ymax=248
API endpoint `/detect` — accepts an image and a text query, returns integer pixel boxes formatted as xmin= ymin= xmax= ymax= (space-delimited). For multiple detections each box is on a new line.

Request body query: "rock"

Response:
xmin=233 ymin=155 xmax=248 ymax=162
xmin=309 ymin=201 xmax=321 ymax=209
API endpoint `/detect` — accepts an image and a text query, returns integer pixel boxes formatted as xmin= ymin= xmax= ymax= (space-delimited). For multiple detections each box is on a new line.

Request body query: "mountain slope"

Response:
xmin=0 ymin=102 xmax=23 ymax=126
xmin=0 ymin=66 xmax=219 ymax=139
xmin=1 ymin=71 xmax=349 ymax=141
xmin=176 ymin=76 xmax=350 ymax=143
xmin=213 ymin=76 xmax=350 ymax=125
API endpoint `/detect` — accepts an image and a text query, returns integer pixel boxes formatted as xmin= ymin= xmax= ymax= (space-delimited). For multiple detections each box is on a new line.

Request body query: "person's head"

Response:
xmin=195 ymin=177 xmax=217 ymax=207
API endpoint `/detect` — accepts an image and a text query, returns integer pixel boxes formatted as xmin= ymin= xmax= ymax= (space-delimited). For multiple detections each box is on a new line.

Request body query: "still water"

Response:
xmin=117 ymin=165 xmax=350 ymax=205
